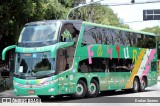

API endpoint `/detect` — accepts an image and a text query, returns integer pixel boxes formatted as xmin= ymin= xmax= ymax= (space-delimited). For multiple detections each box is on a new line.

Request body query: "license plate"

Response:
xmin=28 ymin=90 xmax=35 ymax=94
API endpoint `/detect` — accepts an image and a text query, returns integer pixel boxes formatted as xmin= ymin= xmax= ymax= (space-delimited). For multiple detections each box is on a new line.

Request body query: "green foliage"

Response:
xmin=0 ymin=0 xmax=67 ymax=50
xmin=44 ymin=0 xmax=68 ymax=19
xmin=70 ymin=4 xmax=129 ymax=28
xmin=142 ymin=26 xmax=160 ymax=35
xmin=142 ymin=26 xmax=160 ymax=59
xmin=142 ymin=26 xmax=160 ymax=45
xmin=1 ymin=0 xmax=129 ymax=53
xmin=58 ymin=0 xmax=74 ymax=7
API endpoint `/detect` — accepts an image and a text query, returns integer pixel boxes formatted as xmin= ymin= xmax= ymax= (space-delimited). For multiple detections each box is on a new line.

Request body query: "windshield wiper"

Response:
xmin=14 ymin=73 xmax=26 ymax=79
xmin=46 ymin=72 xmax=55 ymax=76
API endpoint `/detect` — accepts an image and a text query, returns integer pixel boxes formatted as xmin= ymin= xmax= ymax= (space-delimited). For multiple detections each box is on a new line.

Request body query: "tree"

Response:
xmin=142 ymin=26 xmax=160 ymax=59
xmin=142 ymin=26 xmax=160 ymax=35
xmin=0 ymin=0 xmax=67 ymax=63
xmin=58 ymin=0 xmax=74 ymax=7
xmin=69 ymin=4 xmax=129 ymax=28
xmin=1 ymin=0 xmax=129 ymax=53
xmin=0 ymin=0 xmax=67 ymax=47
xmin=44 ymin=0 xmax=68 ymax=19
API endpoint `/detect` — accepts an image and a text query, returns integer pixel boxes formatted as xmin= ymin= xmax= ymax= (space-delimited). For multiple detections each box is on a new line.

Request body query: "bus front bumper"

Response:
xmin=14 ymin=84 xmax=59 ymax=96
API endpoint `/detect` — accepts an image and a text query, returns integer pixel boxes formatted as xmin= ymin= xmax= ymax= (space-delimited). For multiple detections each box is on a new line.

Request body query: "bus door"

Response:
xmin=57 ymin=48 xmax=70 ymax=94
xmin=57 ymin=46 xmax=76 ymax=94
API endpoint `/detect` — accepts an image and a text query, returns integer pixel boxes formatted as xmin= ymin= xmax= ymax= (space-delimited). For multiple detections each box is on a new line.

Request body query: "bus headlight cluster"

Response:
xmin=44 ymin=79 xmax=58 ymax=86
xmin=13 ymin=79 xmax=58 ymax=88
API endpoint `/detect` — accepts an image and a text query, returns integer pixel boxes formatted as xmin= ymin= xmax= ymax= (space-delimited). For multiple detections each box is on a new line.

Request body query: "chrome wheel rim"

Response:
xmin=141 ymin=80 xmax=145 ymax=89
xmin=76 ymin=84 xmax=83 ymax=95
xmin=89 ymin=83 xmax=96 ymax=94
xmin=134 ymin=80 xmax=138 ymax=91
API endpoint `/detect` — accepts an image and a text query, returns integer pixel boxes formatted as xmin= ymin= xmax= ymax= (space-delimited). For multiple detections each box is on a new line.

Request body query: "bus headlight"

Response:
xmin=44 ymin=80 xmax=57 ymax=86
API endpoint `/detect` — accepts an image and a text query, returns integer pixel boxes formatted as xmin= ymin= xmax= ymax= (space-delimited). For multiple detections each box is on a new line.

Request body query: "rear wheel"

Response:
xmin=132 ymin=78 xmax=139 ymax=93
xmin=86 ymin=79 xmax=99 ymax=98
xmin=72 ymin=80 xmax=87 ymax=98
xmin=139 ymin=77 xmax=147 ymax=92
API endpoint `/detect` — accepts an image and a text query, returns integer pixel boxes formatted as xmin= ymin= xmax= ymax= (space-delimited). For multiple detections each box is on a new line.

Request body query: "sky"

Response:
xmin=86 ymin=0 xmax=160 ymax=31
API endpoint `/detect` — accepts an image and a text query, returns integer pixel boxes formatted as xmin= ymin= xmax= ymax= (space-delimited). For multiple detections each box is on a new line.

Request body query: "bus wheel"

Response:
xmin=37 ymin=95 xmax=51 ymax=100
xmin=139 ymin=77 xmax=147 ymax=92
xmin=72 ymin=80 xmax=87 ymax=98
xmin=132 ymin=78 xmax=139 ymax=93
xmin=87 ymin=79 xmax=99 ymax=98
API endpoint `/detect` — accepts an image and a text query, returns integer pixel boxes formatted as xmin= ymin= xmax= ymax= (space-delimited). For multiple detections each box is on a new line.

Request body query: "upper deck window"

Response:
xmin=19 ymin=23 xmax=57 ymax=42
xmin=19 ymin=23 xmax=58 ymax=43
xmin=82 ymin=25 xmax=156 ymax=49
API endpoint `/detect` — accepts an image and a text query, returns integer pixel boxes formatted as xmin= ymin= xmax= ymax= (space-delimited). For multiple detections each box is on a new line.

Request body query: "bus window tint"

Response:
xmin=82 ymin=25 xmax=156 ymax=49
xmin=78 ymin=58 xmax=107 ymax=73
xmin=78 ymin=58 xmax=133 ymax=73
xmin=82 ymin=27 xmax=97 ymax=45
xmin=60 ymin=23 xmax=81 ymax=43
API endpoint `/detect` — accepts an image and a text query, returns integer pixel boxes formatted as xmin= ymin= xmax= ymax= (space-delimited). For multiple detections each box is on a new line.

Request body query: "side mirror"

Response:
xmin=2 ymin=45 xmax=16 ymax=60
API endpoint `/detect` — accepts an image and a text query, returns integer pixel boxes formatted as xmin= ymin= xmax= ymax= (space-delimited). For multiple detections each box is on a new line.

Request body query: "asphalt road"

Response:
xmin=0 ymin=82 xmax=160 ymax=105
xmin=41 ymin=82 xmax=160 ymax=103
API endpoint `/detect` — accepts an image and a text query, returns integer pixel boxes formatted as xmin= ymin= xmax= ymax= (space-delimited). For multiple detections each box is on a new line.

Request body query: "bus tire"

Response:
xmin=132 ymin=78 xmax=139 ymax=93
xmin=37 ymin=95 xmax=51 ymax=100
xmin=139 ymin=77 xmax=147 ymax=92
xmin=86 ymin=79 xmax=99 ymax=98
xmin=72 ymin=80 xmax=87 ymax=98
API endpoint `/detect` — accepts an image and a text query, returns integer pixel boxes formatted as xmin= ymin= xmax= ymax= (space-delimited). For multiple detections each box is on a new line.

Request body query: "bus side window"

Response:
xmin=72 ymin=30 xmax=79 ymax=45
xmin=82 ymin=27 xmax=97 ymax=46
xmin=151 ymin=61 xmax=157 ymax=71
xmin=61 ymin=29 xmax=72 ymax=42
xmin=60 ymin=23 xmax=80 ymax=43
xmin=78 ymin=58 xmax=107 ymax=73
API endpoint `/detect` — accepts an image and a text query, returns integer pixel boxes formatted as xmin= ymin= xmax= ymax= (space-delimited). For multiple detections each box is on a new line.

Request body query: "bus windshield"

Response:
xmin=15 ymin=52 xmax=56 ymax=78
xmin=18 ymin=23 xmax=58 ymax=44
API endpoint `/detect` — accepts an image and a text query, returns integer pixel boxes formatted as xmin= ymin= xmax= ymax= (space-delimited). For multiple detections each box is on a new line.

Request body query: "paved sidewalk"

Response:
xmin=0 ymin=90 xmax=14 ymax=97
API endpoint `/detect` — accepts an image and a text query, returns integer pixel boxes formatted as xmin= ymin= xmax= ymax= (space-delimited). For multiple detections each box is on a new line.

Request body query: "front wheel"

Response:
xmin=86 ymin=79 xmax=99 ymax=98
xmin=139 ymin=77 xmax=147 ymax=92
xmin=72 ymin=80 xmax=87 ymax=98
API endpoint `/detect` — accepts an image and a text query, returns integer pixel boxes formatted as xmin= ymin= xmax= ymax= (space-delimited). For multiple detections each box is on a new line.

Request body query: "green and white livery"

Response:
xmin=2 ymin=20 xmax=158 ymax=99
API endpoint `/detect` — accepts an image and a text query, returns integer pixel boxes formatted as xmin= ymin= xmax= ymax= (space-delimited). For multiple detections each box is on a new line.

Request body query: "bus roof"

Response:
xmin=82 ymin=21 xmax=157 ymax=36
xmin=25 ymin=20 xmax=156 ymax=36
xmin=25 ymin=20 xmax=82 ymax=26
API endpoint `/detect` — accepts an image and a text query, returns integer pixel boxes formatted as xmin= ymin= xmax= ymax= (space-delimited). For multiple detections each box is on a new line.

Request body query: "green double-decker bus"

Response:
xmin=2 ymin=20 xmax=158 ymax=99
